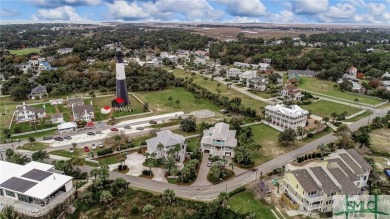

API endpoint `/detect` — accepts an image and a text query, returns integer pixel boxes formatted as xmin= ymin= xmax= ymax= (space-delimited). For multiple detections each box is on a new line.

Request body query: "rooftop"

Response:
xmin=265 ymin=104 xmax=308 ymax=117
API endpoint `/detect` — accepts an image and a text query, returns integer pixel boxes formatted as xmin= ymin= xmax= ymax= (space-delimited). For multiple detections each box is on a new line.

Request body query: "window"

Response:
xmin=363 ymin=176 xmax=367 ymax=180
xmin=0 ymin=189 xmax=3 ymax=196
xmin=5 ymin=190 xmax=15 ymax=197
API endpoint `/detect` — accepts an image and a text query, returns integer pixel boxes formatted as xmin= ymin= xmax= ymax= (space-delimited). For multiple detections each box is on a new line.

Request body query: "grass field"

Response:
xmin=171 ymin=69 xmax=267 ymax=113
xmin=9 ymin=47 xmax=41 ymax=55
xmin=299 ymin=77 xmax=384 ymax=105
xmin=89 ymin=94 xmax=145 ymax=121
xmin=17 ymin=142 xmax=48 ymax=151
xmin=136 ymin=87 xmax=222 ymax=114
xmin=370 ymin=129 xmax=390 ymax=154
xmin=228 ymin=191 xmax=277 ymax=219
xmin=345 ymin=111 xmax=373 ymax=122
xmin=301 ymin=100 xmax=361 ymax=118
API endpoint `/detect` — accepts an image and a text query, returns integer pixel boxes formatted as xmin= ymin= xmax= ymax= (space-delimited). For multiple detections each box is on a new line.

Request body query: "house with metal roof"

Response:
xmin=201 ymin=122 xmax=237 ymax=157
xmin=57 ymin=122 xmax=77 ymax=134
xmin=146 ymin=130 xmax=186 ymax=162
xmin=281 ymin=149 xmax=372 ymax=216
xmin=0 ymin=160 xmax=73 ymax=216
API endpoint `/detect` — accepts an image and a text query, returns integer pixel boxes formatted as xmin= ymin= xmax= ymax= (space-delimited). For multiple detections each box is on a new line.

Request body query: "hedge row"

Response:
xmin=97 ymin=148 xmax=113 ymax=156
xmin=228 ymin=186 xmax=246 ymax=197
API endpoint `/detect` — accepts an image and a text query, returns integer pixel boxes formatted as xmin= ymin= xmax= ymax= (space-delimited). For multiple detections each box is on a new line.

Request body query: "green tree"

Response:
xmin=9 ymin=153 xmax=30 ymax=165
xmin=114 ymin=135 xmax=122 ymax=151
xmin=175 ymin=99 xmax=180 ymax=104
xmin=162 ymin=189 xmax=176 ymax=204
xmin=99 ymin=190 xmax=113 ymax=203
xmin=98 ymin=165 xmax=110 ymax=180
xmin=333 ymin=125 xmax=353 ymax=149
xmin=229 ymin=162 xmax=235 ymax=170
xmin=28 ymin=137 xmax=36 ymax=149
xmin=5 ymin=148 xmax=14 ymax=161
xmin=0 ymin=205 xmax=20 ymax=219
xmin=180 ymin=117 xmax=197 ymax=132
xmin=278 ymin=128 xmax=297 ymax=146
xmin=90 ymin=168 xmax=100 ymax=180
xmin=2 ymin=129 xmax=11 ymax=140
xmin=157 ymin=143 xmax=164 ymax=160
xmin=31 ymin=150 xmax=49 ymax=162
xmin=217 ymin=192 xmax=230 ymax=207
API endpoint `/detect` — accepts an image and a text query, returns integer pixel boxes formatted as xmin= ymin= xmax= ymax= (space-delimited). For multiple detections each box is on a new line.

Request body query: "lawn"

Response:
xmin=301 ymin=100 xmax=361 ymax=119
xmin=34 ymin=103 xmax=56 ymax=114
xmin=9 ymin=47 xmax=41 ymax=55
xmin=14 ymin=129 xmax=56 ymax=141
xmin=96 ymin=154 xmax=120 ymax=166
xmin=172 ymin=129 xmax=198 ymax=137
xmin=370 ymin=128 xmax=390 ymax=155
xmin=345 ymin=111 xmax=373 ymax=122
xmin=88 ymin=94 xmax=145 ymax=121
xmin=49 ymin=148 xmax=83 ymax=158
xmin=228 ymin=191 xmax=277 ymax=219
xmin=252 ymin=91 xmax=273 ymax=99
xmin=185 ymin=137 xmax=200 ymax=152
xmin=17 ymin=142 xmax=48 ymax=151
xmin=150 ymin=119 xmax=179 ymax=128
xmin=172 ymin=69 xmax=267 ymax=113
xmin=10 ymin=119 xmax=57 ymax=134
xmin=299 ymin=77 xmax=384 ymax=105
xmin=56 ymin=104 xmax=72 ymax=121
xmin=135 ymin=87 xmax=222 ymax=114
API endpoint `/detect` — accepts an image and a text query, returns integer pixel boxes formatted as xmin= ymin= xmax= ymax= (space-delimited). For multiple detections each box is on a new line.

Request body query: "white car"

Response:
xmin=98 ymin=142 xmax=104 ymax=148
xmin=69 ymin=148 xmax=75 ymax=153
xmin=91 ymin=144 xmax=97 ymax=150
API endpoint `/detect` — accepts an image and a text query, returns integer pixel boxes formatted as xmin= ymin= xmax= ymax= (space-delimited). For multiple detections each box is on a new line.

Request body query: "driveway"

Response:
xmin=191 ymin=153 xmax=212 ymax=186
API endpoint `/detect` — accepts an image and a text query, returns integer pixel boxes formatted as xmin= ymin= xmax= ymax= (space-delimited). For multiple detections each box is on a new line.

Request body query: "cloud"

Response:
xmin=217 ymin=0 xmax=266 ymax=17
xmin=26 ymin=0 xmax=101 ymax=8
xmin=0 ymin=9 xmax=19 ymax=17
xmin=268 ymin=10 xmax=296 ymax=23
xmin=106 ymin=1 xmax=149 ymax=20
xmin=292 ymin=0 xmax=328 ymax=15
xmin=230 ymin=16 xmax=260 ymax=23
xmin=320 ymin=3 xmax=355 ymax=20
xmin=32 ymin=6 xmax=87 ymax=21
xmin=367 ymin=3 xmax=386 ymax=16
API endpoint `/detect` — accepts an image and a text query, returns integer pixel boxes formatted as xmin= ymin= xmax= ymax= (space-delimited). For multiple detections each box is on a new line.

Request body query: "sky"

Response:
xmin=0 ymin=0 xmax=390 ymax=24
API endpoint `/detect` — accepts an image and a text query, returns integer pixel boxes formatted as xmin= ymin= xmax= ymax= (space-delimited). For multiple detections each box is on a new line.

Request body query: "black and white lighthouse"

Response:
xmin=112 ymin=48 xmax=130 ymax=107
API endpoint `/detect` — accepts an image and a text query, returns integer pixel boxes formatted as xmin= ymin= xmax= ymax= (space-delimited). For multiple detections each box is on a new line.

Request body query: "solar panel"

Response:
xmin=21 ymin=169 xmax=53 ymax=181
xmin=0 ymin=177 xmax=37 ymax=193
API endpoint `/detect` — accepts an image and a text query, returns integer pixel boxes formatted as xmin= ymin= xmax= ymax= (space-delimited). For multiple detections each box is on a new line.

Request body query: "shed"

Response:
xmin=101 ymin=106 xmax=111 ymax=114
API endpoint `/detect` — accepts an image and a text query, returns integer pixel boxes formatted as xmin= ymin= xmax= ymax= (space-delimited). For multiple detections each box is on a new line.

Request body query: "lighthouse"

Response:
xmin=112 ymin=48 xmax=130 ymax=107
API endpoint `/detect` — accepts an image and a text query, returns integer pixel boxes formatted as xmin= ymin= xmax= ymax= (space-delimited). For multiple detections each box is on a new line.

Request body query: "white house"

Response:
xmin=15 ymin=103 xmax=46 ymax=122
xmin=239 ymin=70 xmax=257 ymax=83
xmin=146 ymin=130 xmax=186 ymax=162
xmin=100 ymin=106 xmax=111 ymax=115
xmin=258 ymin=63 xmax=271 ymax=71
xmin=234 ymin=62 xmax=251 ymax=68
xmin=50 ymin=113 xmax=64 ymax=124
xmin=57 ymin=48 xmax=73 ymax=55
xmin=265 ymin=104 xmax=308 ymax=131
xmin=49 ymin=99 xmax=64 ymax=105
xmin=281 ymin=84 xmax=302 ymax=100
xmin=201 ymin=122 xmax=238 ymax=157
xmin=57 ymin=122 xmax=77 ymax=134
xmin=381 ymin=72 xmax=390 ymax=79
xmin=226 ymin=68 xmax=242 ymax=78
xmin=248 ymin=77 xmax=267 ymax=91
xmin=72 ymin=105 xmax=94 ymax=122
xmin=0 ymin=161 xmax=73 ymax=210
xmin=145 ymin=60 xmax=159 ymax=68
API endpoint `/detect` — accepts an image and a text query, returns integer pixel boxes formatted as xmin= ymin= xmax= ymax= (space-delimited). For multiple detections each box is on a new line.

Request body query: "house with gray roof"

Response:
xmin=72 ymin=105 xmax=94 ymax=122
xmin=28 ymin=85 xmax=47 ymax=99
xmin=281 ymin=149 xmax=371 ymax=216
xmin=66 ymin=97 xmax=84 ymax=107
xmin=146 ymin=130 xmax=186 ymax=162
xmin=247 ymin=76 xmax=267 ymax=91
xmin=201 ymin=122 xmax=237 ymax=157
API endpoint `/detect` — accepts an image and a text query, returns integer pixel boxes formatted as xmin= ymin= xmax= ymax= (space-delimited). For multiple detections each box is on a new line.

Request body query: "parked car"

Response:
xmin=124 ymin=125 xmax=131 ymax=129
xmin=54 ymin=137 xmax=64 ymax=141
xmin=87 ymin=132 xmax=95 ymax=136
xmin=149 ymin=120 xmax=157 ymax=125
xmin=83 ymin=146 xmax=90 ymax=152
xmin=43 ymin=136 xmax=53 ymax=140
xmin=64 ymin=135 xmax=72 ymax=140
xmin=96 ymin=131 xmax=103 ymax=134
xmin=136 ymin=127 xmax=144 ymax=130
xmin=91 ymin=144 xmax=97 ymax=150
xmin=98 ymin=142 xmax=104 ymax=148
xmin=207 ymin=161 xmax=212 ymax=167
xmin=111 ymin=127 xmax=118 ymax=131
xmin=69 ymin=148 xmax=74 ymax=153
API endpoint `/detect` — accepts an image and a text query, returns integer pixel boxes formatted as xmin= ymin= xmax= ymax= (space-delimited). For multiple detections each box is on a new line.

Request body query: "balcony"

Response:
xmin=305 ymin=194 xmax=323 ymax=203
xmin=281 ymin=193 xmax=299 ymax=210
xmin=308 ymin=204 xmax=322 ymax=211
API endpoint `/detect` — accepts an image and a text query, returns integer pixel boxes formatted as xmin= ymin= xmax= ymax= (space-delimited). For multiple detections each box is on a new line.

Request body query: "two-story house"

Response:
xmin=28 ymin=85 xmax=47 ymax=99
xmin=146 ymin=130 xmax=186 ymax=162
xmin=67 ymin=97 xmax=84 ymax=107
xmin=281 ymin=84 xmax=302 ymax=100
xmin=201 ymin=122 xmax=237 ymax=157
xmin=15 ymin=103 xmax=46 ymax=122
xmin=72 ymin=105 xmax=94 ymax=122
xmin=247 ymin=76 xmax=267 ymax=91
xmin=281 ymin=149 xmax=372 ymax=216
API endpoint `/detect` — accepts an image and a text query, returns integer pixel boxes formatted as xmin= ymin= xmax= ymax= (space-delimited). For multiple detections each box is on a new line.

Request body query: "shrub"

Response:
xmin=308 ymin=154 xmax=312 ymax=159
xmin=304 ymin=154 xmax=308 ymax=160
xmin=75 ymin=180 xmax=87 ymax=189
xmin=142 ymin=170 xmax=153 ymax=176
xmin=118 ymin=165 xmax=128 ymax=171
xmin=97 ymin=148 xmax=113 ymax=156
xmin=229 ymin=187 xmax=246 ymax=197
xmin=131 ymin=206 xmax=139 ymax=215
xmin=141 ymin=141 xmax=147 ymax=146
xmin=312 ymin=153 xmax=316 ymax=158
xmin=307 ymin=133 xmax=314 ymax=138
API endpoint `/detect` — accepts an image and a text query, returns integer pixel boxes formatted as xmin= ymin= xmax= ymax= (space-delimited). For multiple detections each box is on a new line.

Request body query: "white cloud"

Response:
xmin=0 ymin=9 xmax=19 ymax=17
xmin=292 ymin=0 xmax=328 ymax=14
xmin=106 ymin=1 xmax=149 ymax=20
xmin=32 ymin=6 xmax=87 ymax=21
xmin=367 ymin=3 xmax=386 ymax=16
xmin=321 ymin=3 xmax=355 ymax=19
xmin=27 ymin=0 xmax=101 ymax=8
xmin=217 ymin=0 xmax=266 ymax=17
xmin=268 ymin=10 xmax=296 ymax=23
xmin=230 ymin=16 xmax=260 ymax=23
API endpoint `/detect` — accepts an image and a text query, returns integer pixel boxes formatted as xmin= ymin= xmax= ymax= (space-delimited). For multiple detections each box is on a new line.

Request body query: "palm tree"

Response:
xmin=89 ymin=91 xmax=96 ymax=106
xmin=275 ymin=181 xmax=280 ymax=193
xmin=174 ymin=144 xmax=181 ymax=161
xmin=90 ymin=168 xmax=100 ymax=180
xmin=142 ymin=204 xmax=155 ymax=218
xmin=323 ymin=117 xmax=329 ymax=125
xmin=254 ymin=144 xmax=262 ymax=151
xmin=217 ymin=192 xmax=230 ymax=207
xmin=162 ymin=189 xmax=176 ymax=204
xmin=331 ymin=112 xmax=338 ymax=123
xmin=296 ymin=126 xmax=304 ymax=141
xmin=146 ymin=161 xmax=154 ymax=176
xmin=28 ymin=137 xmax=36 ymax=150
xmin=99 ymin=165 xmax=110 ymax=180
xmin=0 ymin=205 xmax=20 ymax=219
xmin=114 ymin=135 xmax=122 ymax=151
xmin=157 ymin=143 xmax=164 ymax=160
xmin=265 ymin=116 xmax=271 ymax=125
xmin=229 ymin=162 xmax=235 ymax=170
